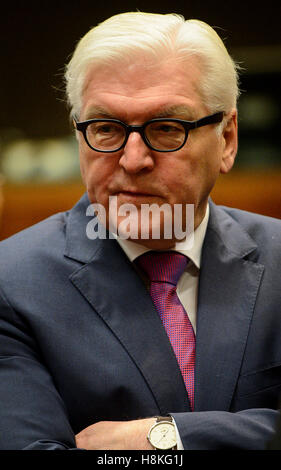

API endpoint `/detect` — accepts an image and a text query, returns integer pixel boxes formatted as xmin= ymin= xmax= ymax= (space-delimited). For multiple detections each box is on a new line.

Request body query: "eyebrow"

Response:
xmin=83 ymin=104 xmax=197 ymax=121
xmin=83 ymin=105 xmax=116 ymax=120
xmin=154 ymin=105 xmax=197 ymax=120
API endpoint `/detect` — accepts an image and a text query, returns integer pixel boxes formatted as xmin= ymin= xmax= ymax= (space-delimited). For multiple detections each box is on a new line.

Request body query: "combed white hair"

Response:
xmin=65 ymin=12 xmax=240 ymax=119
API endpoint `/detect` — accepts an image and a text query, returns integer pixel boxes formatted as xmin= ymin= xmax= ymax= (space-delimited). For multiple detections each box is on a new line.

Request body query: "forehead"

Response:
xmin=81 ymin=58 xmax=205 ymax=121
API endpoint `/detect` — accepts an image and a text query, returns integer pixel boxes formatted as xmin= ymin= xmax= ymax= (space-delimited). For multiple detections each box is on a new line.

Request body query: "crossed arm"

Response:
xmin=0 ymin=352 xmax=277 ymax=450
xmin=75 ymin=409 xmax=277 ymax=450
xmin=0 ymin=294 xmax=278 ymax=450
xmin=75 ymin=419 xmax=155 ymax=450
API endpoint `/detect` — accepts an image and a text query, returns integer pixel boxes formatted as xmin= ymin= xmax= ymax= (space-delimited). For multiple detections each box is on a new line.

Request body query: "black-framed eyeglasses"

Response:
xmin=74 ymin=111 xmax=224 ymax=153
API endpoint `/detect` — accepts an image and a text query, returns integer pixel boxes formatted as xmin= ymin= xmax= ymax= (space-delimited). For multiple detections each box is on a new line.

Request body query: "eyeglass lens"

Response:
xmin=86 ymin=121 xmax=186 ymax=151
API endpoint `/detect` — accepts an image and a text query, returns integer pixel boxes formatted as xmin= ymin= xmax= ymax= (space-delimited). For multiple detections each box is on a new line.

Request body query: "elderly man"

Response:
xmin=0 ymin=12 xmax=280 ymax=450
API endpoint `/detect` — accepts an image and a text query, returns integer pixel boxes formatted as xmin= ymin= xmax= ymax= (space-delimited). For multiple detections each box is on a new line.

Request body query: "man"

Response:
xmin=0 ymin=12 xmax=280 ymax=450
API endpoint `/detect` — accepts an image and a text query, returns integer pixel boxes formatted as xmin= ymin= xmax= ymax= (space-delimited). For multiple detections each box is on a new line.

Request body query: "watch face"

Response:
xmin=149 ymin=422 xmax=177 ymax=450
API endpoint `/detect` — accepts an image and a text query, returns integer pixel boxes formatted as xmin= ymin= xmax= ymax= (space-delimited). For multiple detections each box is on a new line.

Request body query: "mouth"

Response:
xmin=113 ymin=190 xmax=162 ymax=207
xmin=116 ymin=190 xmax=156 ymax=198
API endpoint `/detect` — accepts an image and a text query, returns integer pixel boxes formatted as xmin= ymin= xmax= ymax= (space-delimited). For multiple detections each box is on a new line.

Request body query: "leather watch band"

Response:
xmin=156 ymin=416 xmax=173 ymax=423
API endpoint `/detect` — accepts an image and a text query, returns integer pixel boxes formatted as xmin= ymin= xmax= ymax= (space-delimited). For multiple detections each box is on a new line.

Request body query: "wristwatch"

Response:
xmin=147 ymin=416 xmax=177 ymax=450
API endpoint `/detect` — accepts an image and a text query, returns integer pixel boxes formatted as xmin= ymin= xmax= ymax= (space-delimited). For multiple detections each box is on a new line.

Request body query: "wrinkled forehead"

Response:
xmin=80 ymin=57 xmax=205 ymax=121
xmin=82 ymin=54 xmax=203 ymax=92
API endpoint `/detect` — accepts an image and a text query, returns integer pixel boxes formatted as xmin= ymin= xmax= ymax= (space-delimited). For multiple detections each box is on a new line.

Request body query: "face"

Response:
xmin=77 ymin=57 xmax=237 ymax=249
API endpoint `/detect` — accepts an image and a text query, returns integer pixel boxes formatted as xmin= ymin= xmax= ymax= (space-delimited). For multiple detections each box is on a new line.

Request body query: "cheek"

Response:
xmin=79 ymin=150 xmax=114 ymax=203
xmin=161 ymin=149 xmax=197 ymax=191
xmin=162 ymin=139 xmax=222 ymax=203
xmin=190 ymin=131 xmax=223 ymax=173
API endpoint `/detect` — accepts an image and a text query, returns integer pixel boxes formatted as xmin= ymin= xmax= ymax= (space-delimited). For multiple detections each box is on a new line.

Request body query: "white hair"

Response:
xmin=65 ymin=12 xmax=240 ymax=119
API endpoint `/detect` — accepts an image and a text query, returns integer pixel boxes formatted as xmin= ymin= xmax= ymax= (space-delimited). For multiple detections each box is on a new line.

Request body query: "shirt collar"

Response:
xmin=114 ymin=204 xmax=209 ymax=269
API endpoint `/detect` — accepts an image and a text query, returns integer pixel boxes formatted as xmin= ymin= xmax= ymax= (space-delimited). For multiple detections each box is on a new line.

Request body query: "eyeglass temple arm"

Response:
xmin=193 ymin=111 xmax=225 ymax=129
xmin=73 ymin=116 xmax=80 ymax=129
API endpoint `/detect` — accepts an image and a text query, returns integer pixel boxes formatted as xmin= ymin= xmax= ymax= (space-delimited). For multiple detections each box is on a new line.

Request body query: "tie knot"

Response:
xmin=136 ymin=251 xmax=188 ymax=285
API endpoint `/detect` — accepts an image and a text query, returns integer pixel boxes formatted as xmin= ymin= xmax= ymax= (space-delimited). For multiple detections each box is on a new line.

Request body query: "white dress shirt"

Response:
xmin=116 ymin=204 xmax=209 ymax=333
xmin=114 ymin=204 xmax=210 ymax=449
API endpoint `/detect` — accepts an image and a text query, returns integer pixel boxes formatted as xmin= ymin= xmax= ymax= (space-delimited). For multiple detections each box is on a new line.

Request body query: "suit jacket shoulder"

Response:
xmin=218 ymin=204 xmax=281 ymax=248
xmin=207 ymin=202 xmax=281 ymax=266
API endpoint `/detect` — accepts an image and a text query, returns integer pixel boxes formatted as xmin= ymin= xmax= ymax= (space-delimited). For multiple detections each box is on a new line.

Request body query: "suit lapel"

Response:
xmin=64 ymin=194 xmax=190 ymax=414
xmin=64 ymin=195 xmax=264 ymax=414
xmin=194 ymin=202 xmax=264 ymax=411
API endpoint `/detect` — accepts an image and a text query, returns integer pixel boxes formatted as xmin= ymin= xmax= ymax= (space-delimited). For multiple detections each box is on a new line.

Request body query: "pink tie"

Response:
xmin=137 ymin=251 xmax=195 ymax=410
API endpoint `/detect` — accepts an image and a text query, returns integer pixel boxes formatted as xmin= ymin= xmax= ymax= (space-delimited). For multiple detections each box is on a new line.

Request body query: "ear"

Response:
xmin=220 ymin=109 xmax=238 ymax=174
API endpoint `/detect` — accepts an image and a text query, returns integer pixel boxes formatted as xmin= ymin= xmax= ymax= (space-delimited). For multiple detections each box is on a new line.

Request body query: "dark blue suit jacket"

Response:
xmin=0 ymin=194 xmax=280 ymax=449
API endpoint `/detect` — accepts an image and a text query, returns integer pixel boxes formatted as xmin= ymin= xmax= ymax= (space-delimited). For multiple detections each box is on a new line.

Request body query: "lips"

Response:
xmin=116 ymin=190 xmax=156 ymax=197
xmin=111 ymin=190 xmax=163 ymax=206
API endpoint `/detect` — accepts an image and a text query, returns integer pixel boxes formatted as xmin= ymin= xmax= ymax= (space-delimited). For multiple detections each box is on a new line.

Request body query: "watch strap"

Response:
xmin=155 ymin=416 xmax=173 ymax=423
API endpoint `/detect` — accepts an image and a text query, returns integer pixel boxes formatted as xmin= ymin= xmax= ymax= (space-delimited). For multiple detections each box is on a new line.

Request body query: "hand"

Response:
xmin=75 ymin=418 xmax=156 ymax=450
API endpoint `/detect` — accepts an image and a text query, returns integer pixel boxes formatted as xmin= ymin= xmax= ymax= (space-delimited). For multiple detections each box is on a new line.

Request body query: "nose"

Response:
xmin=118 ymin=132 xmax=154 ymax=174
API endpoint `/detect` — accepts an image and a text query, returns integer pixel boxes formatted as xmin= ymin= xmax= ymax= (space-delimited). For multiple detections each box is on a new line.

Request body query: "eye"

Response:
xmin=87 ymin=122 xmax=124 ymax=139
xmin=95 ymin=124 xmax=117 ymax=134
xmin=159 ymin=125 xmax=176 ymax=133
xmin=149 ymin=122 xmax=184 ymax=134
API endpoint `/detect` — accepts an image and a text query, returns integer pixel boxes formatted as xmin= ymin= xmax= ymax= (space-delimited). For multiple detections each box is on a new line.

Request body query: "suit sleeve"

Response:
xmin=171 ymin=408 xmax=278 ymax=449
xmin=0 ymin=289 xmax=77 ymax=450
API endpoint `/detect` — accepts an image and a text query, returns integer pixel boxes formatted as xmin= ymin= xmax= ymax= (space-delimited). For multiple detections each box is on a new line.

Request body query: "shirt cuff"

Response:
xmin=172 ymin=416 xmax=184 ymax=450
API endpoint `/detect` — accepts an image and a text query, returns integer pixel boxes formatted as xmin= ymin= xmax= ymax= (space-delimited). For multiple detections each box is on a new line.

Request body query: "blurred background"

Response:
xmin=0 ymin=0 xmax=280 ymax=239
